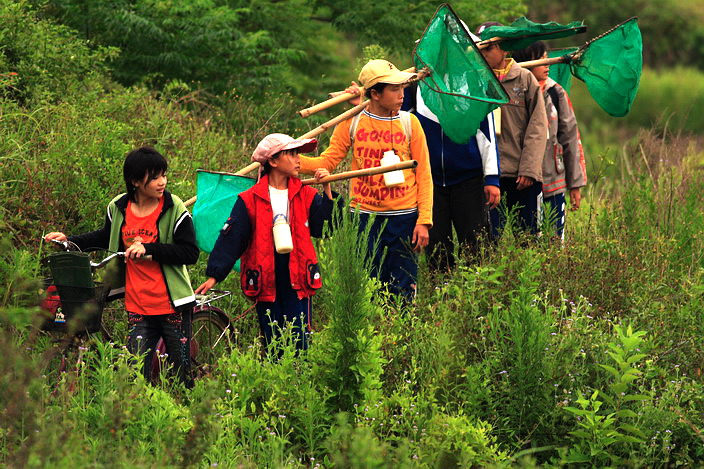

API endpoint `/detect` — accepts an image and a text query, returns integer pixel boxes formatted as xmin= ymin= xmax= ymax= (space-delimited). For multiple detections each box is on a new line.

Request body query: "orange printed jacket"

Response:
xmin=300 ymin=110 xmax=433 ymax=226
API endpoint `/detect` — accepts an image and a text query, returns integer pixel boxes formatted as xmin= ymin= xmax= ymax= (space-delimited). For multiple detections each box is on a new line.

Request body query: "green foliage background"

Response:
xmin=2 ymin=0 xmax=704 ymax=466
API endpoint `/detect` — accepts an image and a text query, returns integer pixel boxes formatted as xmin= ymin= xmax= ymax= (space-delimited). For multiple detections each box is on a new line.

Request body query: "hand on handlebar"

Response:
xmin=125 ymin=241 xmax=147 ymax=260
xmin=45 ymin=232 xmax=68 ymax=243
xmin=195 ymin=277 xmax=217 ymax=295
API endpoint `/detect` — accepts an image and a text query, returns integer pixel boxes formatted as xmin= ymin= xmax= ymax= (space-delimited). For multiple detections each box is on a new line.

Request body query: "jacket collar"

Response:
xmin=252 ymin=174 xmax=303 ymax=201
xmin=502 ymin=60 xmax=523 ymax=82
xmin=114 ymin=190 xmax=174 ymax=214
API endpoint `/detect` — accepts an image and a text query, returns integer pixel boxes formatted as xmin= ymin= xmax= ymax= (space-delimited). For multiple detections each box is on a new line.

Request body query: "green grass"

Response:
xmin=2 ymin=3 xmax=704 ymax=463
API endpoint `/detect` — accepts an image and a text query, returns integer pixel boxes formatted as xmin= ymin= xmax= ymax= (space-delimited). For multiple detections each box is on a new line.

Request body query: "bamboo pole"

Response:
xmin=517 ymin=55 xmax=572 ymax=69
xmin=298 ymin=67 xmax=425 ymax=118
xmin=300 ymin=160 xmax=417 ymax=185
xmin=299 ymin=92 xmax=359 ymax=118
xmin=475 ymin=36 xmax=502 ymax=49
xmin=184 ymin=100 xmax=371 ymax=207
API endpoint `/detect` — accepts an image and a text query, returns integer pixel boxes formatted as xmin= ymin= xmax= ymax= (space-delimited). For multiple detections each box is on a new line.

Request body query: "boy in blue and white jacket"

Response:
xmin=402 ymin=83 xmax=500 ymax=271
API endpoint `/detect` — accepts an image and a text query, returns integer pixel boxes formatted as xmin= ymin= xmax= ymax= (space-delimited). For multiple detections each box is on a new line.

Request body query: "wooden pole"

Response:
xmin=475 ymin=36 xmax=502 ymax=49
xmin=517 ymin=55 xmax=572 ymax=69
xmin=184 ymin=101 xmax=371 ymax=208
xmin=299 ymin=92 xmax=359 ymax=118
xmin=298 ymin=67 xmax=424 ymax=118
xmin=300 ymin=160 xmax=418 ymax=185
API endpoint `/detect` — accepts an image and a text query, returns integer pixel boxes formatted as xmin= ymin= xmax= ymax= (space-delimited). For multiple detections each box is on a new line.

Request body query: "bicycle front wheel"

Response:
xmin=191 ymin=307 xmax=232 ymax=374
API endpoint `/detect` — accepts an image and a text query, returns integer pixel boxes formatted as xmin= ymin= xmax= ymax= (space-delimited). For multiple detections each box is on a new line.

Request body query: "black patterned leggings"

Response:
xmin=127 ymin=310 xmax=192 ymax=387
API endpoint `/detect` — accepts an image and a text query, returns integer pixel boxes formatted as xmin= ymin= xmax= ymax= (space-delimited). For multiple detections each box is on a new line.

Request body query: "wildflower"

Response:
xmin=278 ymin=414 xmax=286 ymax=419
xmin=498 ymin=370 xmax=508 ymax=375
xmin=226 ymin=389 xmax=232 ymax=393
xmin=137 ymin=335 xmax=143 ymax=339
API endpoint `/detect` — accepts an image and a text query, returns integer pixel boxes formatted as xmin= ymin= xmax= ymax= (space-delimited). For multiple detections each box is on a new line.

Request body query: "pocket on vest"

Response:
xmin=305 ymin=261 xmax=322 ymax=289
xmin=242 ymin=265 xmax=262 ymax=296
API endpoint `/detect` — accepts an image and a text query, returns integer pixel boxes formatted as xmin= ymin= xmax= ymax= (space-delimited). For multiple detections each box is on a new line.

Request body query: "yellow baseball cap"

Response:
xmin=358 ymin=59 xmax=417 ymax=89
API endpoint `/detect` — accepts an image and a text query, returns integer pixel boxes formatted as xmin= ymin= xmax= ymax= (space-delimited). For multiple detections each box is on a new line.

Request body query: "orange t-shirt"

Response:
xmin=299 ymin=110 xmax=433 ymax=226
xmin=122 ymin=197 xmax=175 ymax=315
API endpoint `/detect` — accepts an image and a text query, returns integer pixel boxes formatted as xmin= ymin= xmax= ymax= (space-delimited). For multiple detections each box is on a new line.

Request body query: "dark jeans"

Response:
xmin=428 ymin=176 xmax=490 ymax=271
xmin=358 ymin=211 xmax=418 ymax=301
xmin=127 ymin=309 xmax=192 ymax=386
xmin=490 ymin=177 xmax=544 ymax=237
xmin=256 ymin=289 xmax=311 ymax=354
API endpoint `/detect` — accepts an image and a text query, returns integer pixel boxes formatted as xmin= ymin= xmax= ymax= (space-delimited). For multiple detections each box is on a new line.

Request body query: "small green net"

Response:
xmin=193 ymin=170 xmax=255 ymax=259
xmin=413 ymin=4 xmax=508 ymax=144
xmin=571 ymin=17 xmax=642 ymax=117
xmin=548 ymin=47 xmax=578 ymax=93
xmin=480 ymin=17 xmax=586 ymax=51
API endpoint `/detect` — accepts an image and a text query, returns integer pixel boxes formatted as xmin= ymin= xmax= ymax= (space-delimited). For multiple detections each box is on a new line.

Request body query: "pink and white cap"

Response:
xmin=251 ymin=133 xmax=318 ymax=163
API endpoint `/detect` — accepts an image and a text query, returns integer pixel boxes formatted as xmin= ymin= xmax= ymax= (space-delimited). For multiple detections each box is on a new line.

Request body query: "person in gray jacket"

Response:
xmin=477 ymin=22 xmax=548 ymax=236
xmin=512 ymin=41 xmax=587 ymax=240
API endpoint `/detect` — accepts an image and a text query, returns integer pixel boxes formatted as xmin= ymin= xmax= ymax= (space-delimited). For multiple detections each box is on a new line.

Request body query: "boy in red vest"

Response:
xmin=195 ymin=134 xmax=333 ymax=351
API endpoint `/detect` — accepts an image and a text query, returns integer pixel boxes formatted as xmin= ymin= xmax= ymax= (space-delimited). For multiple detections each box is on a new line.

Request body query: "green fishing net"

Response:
xmin=548 ymin=47 xmax=578 ymax=93
xmin=413 ymin=3 xmax=508 ymax=144
xmin=570 ymin=17 xmax=642 ymax=117
xmin=193 ymin=170 xmax=255 ymax=262
xmin=480 ymin=17 xmax=586 ymax=51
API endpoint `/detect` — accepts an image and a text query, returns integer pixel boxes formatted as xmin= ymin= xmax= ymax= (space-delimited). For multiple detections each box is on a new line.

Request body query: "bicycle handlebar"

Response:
xmin=90 ymin=252 xmax=125 ymax=269
xmin=195 ymin=289 xmax=231 ymax=306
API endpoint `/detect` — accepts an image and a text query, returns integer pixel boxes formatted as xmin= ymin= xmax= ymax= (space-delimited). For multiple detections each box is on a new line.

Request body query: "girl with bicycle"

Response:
xmin=44 ymin=146 xmax=199 ymax=386
xmin=195 ymin=134 xmax=333 ymax=353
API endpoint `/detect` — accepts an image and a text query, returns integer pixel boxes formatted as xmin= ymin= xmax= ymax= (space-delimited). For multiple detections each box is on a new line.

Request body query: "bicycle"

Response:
xmin=41 ymin=239 xmax=241 ymax=379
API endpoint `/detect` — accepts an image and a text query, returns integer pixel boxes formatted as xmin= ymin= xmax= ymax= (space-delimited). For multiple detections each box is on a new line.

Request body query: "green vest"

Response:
xmin=104 ymin=193 xmax=196 ymax=309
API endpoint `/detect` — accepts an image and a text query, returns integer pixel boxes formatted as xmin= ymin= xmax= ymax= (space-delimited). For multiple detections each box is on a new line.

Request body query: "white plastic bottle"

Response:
xmin=380 ymin=150 xmax=405 ymax=187
xmin=272 ymin=214 xmax=293 ymax=254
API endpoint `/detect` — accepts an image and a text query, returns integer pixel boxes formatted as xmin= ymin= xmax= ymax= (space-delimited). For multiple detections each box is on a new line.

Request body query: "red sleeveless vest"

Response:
xmin=238 ymin=175 xmax=322 ymax=302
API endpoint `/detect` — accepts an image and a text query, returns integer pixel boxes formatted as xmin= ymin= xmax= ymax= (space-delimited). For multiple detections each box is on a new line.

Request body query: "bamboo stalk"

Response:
xmin=299 ymin=101 xmax=368 ymax=139
xmin=300 ymin=160 xmax=418 ymax=185
xmin=184 ymin=101 xmax=371 ymax=207
xmin=299 ymin=92 xmax=359 ymax=118
xmin=300 ymin=67 xmax=425 ymax=118
xmin=476 ymin=36 xmax=502 ymax=49
xmin=517 ymin=55 xmax=572 ymax=69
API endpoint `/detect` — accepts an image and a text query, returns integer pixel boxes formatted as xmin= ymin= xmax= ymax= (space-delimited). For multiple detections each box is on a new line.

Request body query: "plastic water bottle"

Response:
xmin=380 ymin=150 xmax=405 ymax=187
xmin=272 ymin=214 xmax=293 ymax=254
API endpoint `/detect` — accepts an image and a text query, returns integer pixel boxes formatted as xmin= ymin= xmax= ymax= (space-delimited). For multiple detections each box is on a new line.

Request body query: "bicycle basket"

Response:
xmin=42 ymin=282 xmax=109 ymax=334
xmin=48 ymin=251 xmax=94 ymax=288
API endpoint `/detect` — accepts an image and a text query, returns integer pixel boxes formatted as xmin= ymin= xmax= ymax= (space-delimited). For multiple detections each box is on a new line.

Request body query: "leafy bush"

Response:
xmin=0 ymin=0 xmax=114 ymax=104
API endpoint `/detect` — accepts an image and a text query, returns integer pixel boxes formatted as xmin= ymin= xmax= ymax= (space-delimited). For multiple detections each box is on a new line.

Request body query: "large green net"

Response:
xmin=571 ymin=17 xmax=642 ymax=117
xmin=480 ymin=17 xmax=586 ymax=51
xmin=413 ymin=4 xmax=508 ymax=144
xmin=548 ymin=47 xmax=578 ymax=93
xmin=193 ymin=170 xmax=255 ymax=259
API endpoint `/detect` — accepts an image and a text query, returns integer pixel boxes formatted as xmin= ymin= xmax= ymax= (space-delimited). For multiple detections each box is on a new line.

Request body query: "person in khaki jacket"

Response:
xmin=477 ymin=22 xmax=548 ymax=236
xmin=512 ymin=41 xmax=587 ymax=240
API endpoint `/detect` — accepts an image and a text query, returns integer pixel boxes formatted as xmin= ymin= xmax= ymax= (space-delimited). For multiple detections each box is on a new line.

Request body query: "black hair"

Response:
xmin=365 ymin=82 xmax=389 ymax=99
xmin=262 ymin=149 xmax=298 ymax=175
xmin=511 ymin=41 xmax=547 ymax=64
xmin=123 ymin=146 xmax=168 ymax=201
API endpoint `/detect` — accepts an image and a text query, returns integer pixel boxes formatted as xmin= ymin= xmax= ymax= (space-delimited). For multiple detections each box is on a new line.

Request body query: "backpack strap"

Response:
xmin=349 ymin=110 xmax=413 ymax=145
xmin=547 ymin=85 xmax=561 ymax=116
xmin=398 ymin=111 xmax=412 ymax=143
xmin=349 ymin=111 xmax=364 ymax=144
